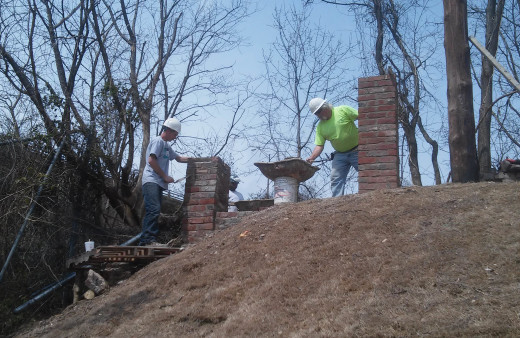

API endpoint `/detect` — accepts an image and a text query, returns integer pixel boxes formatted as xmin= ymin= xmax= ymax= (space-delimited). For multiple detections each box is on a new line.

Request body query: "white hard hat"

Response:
xmin=163 ymin=117 xmax=181 ymax=134
xmin=309 ymin=98 xmax=326 ymax=115
xmin=230 ymin=175 xmax=241 ymax=183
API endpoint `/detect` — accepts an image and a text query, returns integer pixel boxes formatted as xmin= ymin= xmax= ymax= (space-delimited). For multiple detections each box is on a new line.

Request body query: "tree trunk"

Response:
xmin=477 ymin=0 xmax=505 ymax=176
xmin=401 ymin=119 xmax=422 ymax=185
xmin=373 ymin=0 xmax=385 ymax=76
xmin=443 ymin=0 xmax=479 ymax=182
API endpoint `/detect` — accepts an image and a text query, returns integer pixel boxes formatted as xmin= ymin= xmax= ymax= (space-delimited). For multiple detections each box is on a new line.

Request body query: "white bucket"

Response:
xmin=273 ymin=177 xmax=298 ymax=204
xmin=84 ymin=240 xmax=95 ymax=252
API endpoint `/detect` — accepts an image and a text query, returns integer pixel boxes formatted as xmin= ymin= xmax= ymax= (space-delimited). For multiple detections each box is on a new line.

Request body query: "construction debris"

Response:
xmin=85 ymin=269 xmax=109 ymax=295
xmin=83 ymin=290 xmax=95 ymax=300
xmin=498 ymin=159 xmax=520 ymax=181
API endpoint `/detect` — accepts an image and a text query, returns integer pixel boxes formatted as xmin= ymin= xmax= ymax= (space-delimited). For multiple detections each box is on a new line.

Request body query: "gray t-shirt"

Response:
xmin=142 ymin=135 xmax=178 ymax=189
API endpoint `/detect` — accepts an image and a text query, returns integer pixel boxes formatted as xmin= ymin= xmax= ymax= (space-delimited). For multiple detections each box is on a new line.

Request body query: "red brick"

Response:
xmin=358 ymin=105 xmax=385 ymax=113
xmin=198 ymin=223 xmax=215 ymax=231
xmin=358 ymin=86 xmax=387 ymax=95
xmin=376 ymin=117 xmax=397 ymax=125
xmin=188 ymin=217 xmax=205 ymax=224
xmin=359 ymin=110 xmax=391 ymax=117
xmin=359 ymin=75 xmax=393 ymax=87
xmin=188 ymin=192 xmax=215 ymax=199
xmin=186 ymin=186 xmax=200 ymax=193
xmin=186 ymin=211 xmax=214 ymax=218
xmin=187 ymin=199 xmax=201 ymax=205
xmin=359 ymin=169 xmax=399 ymax=177
xmin=358 ymin=157 xmax=378 ymax=165
xmin=376 ymin=104 xmax=397 ymax=112
xmin=361 ymin=124 xmax=396 ymax=132
xmin=358 ymin=93 xmax=377 ymax=101
xmin=359 ymin=175 xmax=399 ymax=183
xmin=359 ymin=143 xmax=397 ymax=151
xmin=359 ymin=130 xmax=397 ymax=139
xmin=359 ymin=149 xmax=398 ymax=157
xmin=359 ymin=162 xmax=398 ymax=171
xmin=186 ymin=224 xmax=198 ymax=231
xmin=187 ymin=205 xmax=210 ymax=212
xmin=198 ymin=198 xmax=215 ymax=205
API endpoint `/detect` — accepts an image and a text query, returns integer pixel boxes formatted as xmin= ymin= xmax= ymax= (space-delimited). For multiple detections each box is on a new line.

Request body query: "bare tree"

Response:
xmin=257 ymin=5 xmax=353 ymax=159
xmin=471 ymin=0 xmax=505 ymax=176
xmin=251 ymin=4 xmax=354 ymax=197
xmin=469 ymin=0 xmax=519 ymax=171
xmin=0 ymin=0 xmax=250 ymax=229
xmin=0 ymin=1 xmax=251 ymax=328
xmin=383 ymin=0 xmax=442 ymax=185
xmin=494 ymin=1 xmax=520 ymax=157
xmin=443 ymin=0 xmax=479 ymax=182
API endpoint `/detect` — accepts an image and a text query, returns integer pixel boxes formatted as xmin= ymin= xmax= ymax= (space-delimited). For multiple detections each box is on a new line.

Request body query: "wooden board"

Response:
xmin=66 ymin=246 xmax=181 ymax=269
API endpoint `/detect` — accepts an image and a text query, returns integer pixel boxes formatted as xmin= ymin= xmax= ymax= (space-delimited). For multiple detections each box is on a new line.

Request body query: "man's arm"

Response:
xmin=148 ymin=154 xmax=174 ymax=183
xmin=175 ymin=155 xmax=190 ymax=163
xmin=306 ymin=145 xmax=324 ymax=163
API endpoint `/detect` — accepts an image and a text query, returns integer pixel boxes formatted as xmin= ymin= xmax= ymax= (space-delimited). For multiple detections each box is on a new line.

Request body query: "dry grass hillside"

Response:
xmin=15 ymin=181 xmax=520 ymax=337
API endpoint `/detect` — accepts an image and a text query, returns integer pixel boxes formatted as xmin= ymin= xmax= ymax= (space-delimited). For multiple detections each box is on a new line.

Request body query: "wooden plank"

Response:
xmin=469 ymin=36 xmax=520 ymax=92
xmin=66 ymin=246 xmax=181 ymax=270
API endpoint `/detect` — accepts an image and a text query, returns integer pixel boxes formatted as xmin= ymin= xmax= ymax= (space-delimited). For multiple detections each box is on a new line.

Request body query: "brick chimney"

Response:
xmin=182 ymin=157 xmax=230 ymax=243
xmin=357 ymin=73 xmax=400 ymax=193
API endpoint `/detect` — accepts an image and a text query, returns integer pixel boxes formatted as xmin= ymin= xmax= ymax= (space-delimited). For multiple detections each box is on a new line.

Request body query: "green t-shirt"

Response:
xmin=315 ymin=105 xmax=359 ymax=152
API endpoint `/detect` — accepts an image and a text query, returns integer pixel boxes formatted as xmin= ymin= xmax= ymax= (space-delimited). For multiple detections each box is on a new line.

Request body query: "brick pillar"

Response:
xmin=357 ymin=73 xmax=400 ymax=193
xmin=182 ymin=157 xmax=230 ymax=243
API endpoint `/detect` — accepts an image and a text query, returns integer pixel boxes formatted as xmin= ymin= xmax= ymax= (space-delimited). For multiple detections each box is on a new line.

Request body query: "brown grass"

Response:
xmin=15 ymin=181 xmax=520 ymax=337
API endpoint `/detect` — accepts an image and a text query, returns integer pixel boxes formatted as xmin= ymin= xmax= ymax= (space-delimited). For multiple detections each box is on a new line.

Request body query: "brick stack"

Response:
xmin=182 ymin=157 xmax=230 ymax=242
xmin=357 ymin=73 xmax=400 ymax=193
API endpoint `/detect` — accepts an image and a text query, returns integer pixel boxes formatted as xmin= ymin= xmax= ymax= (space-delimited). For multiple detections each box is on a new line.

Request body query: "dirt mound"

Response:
xmin=16 ymin=182 xmax=520 ymax=337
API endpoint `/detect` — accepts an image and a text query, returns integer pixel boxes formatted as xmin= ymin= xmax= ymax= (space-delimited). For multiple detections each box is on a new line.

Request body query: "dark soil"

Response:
xmin=15 ymin=181 xmax=520 ymax=337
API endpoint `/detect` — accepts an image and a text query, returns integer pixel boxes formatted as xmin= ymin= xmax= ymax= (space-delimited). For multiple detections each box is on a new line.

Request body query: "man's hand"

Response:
xmin=164 ymin=176 xmax=174 ymax=184
xmin=307 ymin=145 xmax=324 ymax=164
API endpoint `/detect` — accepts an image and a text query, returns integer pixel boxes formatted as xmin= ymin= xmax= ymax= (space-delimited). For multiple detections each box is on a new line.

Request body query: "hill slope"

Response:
xmin=16 ymin=182 xmax=520 ymax=337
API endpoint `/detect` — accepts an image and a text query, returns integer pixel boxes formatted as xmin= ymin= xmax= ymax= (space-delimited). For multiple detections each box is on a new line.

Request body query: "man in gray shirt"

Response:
xmin=139 ymin=117 xmax=189 ymax=246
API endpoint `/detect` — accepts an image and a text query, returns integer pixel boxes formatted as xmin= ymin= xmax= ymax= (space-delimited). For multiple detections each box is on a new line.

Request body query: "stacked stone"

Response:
xmin=182 ymin=157 xmax=230 ymax=242
xmin=215 ymin=211 xmax=256 ymax=230
xmin=357 ymin=73 xmax=400 ymax=193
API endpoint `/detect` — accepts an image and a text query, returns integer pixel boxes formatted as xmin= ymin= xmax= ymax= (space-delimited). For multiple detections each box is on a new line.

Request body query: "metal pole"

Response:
xmin=121 ymin=232 xmax=143 ymax=246
xmin=0 ymin=137 xmax=67 ymax=283
xmin=13 ymin=273 xmax=76 ymax=314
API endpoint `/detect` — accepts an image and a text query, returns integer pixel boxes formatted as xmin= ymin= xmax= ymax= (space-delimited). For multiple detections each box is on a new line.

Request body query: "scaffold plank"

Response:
xmin=66 ymin=246 xmax=181 ymax=270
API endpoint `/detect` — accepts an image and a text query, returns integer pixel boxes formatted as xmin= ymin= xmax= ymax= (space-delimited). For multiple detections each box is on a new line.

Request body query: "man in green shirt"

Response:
xmin=306 ymin=97 xmax=359 ymax=197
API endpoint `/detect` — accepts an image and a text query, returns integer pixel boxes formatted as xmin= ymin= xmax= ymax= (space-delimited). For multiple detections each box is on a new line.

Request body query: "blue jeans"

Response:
xmin=139 ymin=183 xmax=163 ymax=245
xmin=331 ymin=150 xmax=359 ymax=197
